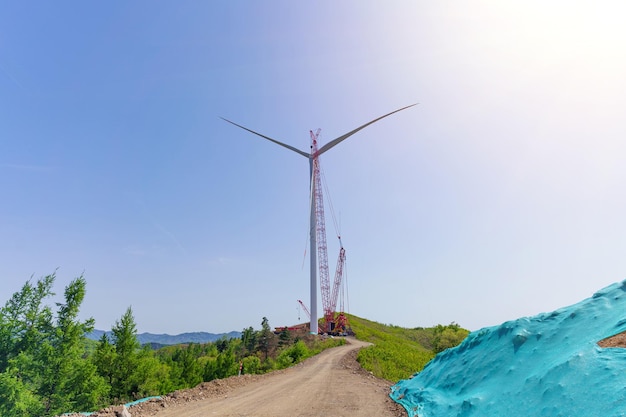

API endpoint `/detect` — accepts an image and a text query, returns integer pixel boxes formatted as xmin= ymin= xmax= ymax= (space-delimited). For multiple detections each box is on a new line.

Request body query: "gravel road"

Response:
xmin=95 ymin=337 xmax=407 ymax=417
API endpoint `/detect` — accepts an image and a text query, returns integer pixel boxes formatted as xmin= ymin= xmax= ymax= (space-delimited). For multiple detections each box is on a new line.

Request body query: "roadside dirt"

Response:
xmin=85 ymin=337 xmax=407 ymax=417
xmin=598 ymin=330 xmax=626 ymax=348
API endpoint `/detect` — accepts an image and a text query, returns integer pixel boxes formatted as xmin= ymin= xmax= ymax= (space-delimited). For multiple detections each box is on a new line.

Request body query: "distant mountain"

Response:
xmin=87 ymin=329 xmax=241 ymax=346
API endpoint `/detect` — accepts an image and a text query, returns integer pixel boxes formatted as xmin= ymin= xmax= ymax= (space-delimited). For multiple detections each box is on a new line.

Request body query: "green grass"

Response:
xmin=347 ymin=314 xmax=469 ymax=382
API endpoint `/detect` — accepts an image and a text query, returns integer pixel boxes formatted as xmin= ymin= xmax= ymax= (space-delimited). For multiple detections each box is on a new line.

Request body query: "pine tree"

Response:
xmin=0 ymin=274 xmax=108 ymax=416
xmin=258 ymin=317 xmax=275 ymax=361
xmin=93 ymin=334 xmax=116 ymax=386
xmin=37 ymin=276 xmax=108 ymax=414
xmin=110 ymin=306 xmax=141 ymax=400
xmin=240 ymin=326 xmax=257 ymax=355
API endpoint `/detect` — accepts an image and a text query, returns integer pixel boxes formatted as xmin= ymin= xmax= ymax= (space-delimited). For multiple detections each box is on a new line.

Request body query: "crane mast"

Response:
xmin=311 ymin=129 xmax=349 ymax=334
xmin=310 ymin=129 xmax=332 ymax=332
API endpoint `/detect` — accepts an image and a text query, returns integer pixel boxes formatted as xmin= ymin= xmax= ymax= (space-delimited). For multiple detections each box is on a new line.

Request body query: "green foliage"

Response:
xmin=275 ymin=337 xmax=345 ymax=369
xmin=106 ymin=307 xmax=142 ymax=400
xmin=348 ymin=315 xmax=469 ymax=382
xmin=432 ymin=323 xmax=470 ymax=353
xmin=241 ymin=355 xmax=261 ymax=374
xmin=356 ymin=341 xmax=434 ymax=382
xmin=92 ymin=334 xmax=115 ymax=386
xmin=0 ymin=367 xmax=42 ymax=417
xmin=216 ymin=347 xmax=237 ymax=378
xmin=94 ymin=306 xmax=171 ymax=401
xmin=302 ymin=335 xmax=346 ymax=356
xmin=257 ymin=317 xmax=275 ymax=360
xmin=134 ymin=347 xmax=173 ymax=396
xmin=276 ymin=340 xmax=307 ymax=368
xmin=240 ymin=326 xmax=257 ymax=355
xmin=0 ymin=276 xmax=353 ymax=415
xmin=38 ymin=277 xmax=108 ymax=414
xmin=0 ymin=274 xmax=109 ymax=416
xmin=0 ymin=274 xmax=55 ymax=373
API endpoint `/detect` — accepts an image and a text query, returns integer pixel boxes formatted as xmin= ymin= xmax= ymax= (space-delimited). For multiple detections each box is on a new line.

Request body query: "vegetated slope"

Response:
xmin=391 ymin=280 xmax=626 ymax=417
xmin=2 ymin=273 xmax=355 ymax=417
xmin=75 ymin=338 xmax=405 ymax=417
xmin=348 ymin=314 xmax=469 ymax=382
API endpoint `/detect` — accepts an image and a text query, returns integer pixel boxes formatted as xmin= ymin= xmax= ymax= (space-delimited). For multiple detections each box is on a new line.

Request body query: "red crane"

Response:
xmin=330 ymin=242 xmax=346 ymax=315
xmin=297 ymin=299 xmax=311 ymax=320
xmin=311 ymin=129 xmax=349 ymax=335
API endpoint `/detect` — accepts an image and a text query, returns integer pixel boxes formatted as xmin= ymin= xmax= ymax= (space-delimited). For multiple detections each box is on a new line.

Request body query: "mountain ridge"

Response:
xmin=87 ymin=329 xmax=241 ymax=345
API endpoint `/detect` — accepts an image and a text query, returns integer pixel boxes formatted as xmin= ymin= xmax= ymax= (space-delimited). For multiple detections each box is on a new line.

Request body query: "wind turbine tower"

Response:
xmin=222 ymin=104 xmax=416 ymax=334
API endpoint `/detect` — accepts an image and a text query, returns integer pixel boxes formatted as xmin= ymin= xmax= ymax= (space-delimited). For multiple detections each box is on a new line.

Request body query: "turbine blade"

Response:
xmin=221 ymin=117 xmax=310 ymax=158
xmin=317 ymin=103 xmax=418 ymax=156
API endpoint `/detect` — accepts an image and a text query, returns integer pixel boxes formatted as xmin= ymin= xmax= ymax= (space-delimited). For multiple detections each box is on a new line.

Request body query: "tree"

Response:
xmin=240 ymin=326 xmax=257 ymax=355
xmin=276 ymin=340 xmax=308 ymax=368
xmin=135 ymin=346 xmax=173 ymax=396
xmin=37 ymin=276 xmax=108 ymax=414
xmin=432 ymin=323 xmax=470 ymax=353
xmin=0 ymin=274 xmax=108 ymax=416
xmin=278 ymin=328 xmax=291 ymax=348
xmin=0 ymin=275 xmax=55 ymax=416
xmin=0 ymin=274 xmax=55 ymax=373
xmin=92 ymin=334 xmax=116 ymax=386
xmin=0 ymin=368 xmax=42 ymax=417
xmin=241 ymin=355 xmax=261 ymax=375
xmin=257 ymin=317 xmax=275 ymax=361
xmin=214 ymin=346 xmax=236 ymax=379
xmin=110 ymin=306 xmax=141 ymax=400
xmin=171 ymin=344 xmax=203 ymax=388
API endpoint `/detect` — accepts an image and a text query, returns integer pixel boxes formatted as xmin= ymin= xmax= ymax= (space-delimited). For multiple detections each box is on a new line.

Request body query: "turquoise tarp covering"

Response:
xmin=124 ymin=396 xmax=161 ymax=407
xmin=391 ymin=280 xmax=626 ymax=417
xmin=65 ymin=396 xmax=161 ymax=415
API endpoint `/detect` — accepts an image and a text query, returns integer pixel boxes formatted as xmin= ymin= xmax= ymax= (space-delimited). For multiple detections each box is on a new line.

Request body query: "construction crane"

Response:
xmin=222 ymin=104 xmax=416 ymax=334
xmin=329 ymin=243 xmax=349 ymax=335
xmin=310 ymin=130 xmax=349 ymax=335
xmin=297 ymin=299 xmax=311 ymax=320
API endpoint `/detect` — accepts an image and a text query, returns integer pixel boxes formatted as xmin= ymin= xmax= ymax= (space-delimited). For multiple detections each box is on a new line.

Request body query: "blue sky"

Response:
xmin=2 ymin=1 xmax=626 ymax=334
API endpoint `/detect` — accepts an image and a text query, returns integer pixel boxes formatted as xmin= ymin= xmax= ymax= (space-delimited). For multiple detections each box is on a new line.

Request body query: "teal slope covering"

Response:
xmin=391 ymin=280 xmax=626 ymax=417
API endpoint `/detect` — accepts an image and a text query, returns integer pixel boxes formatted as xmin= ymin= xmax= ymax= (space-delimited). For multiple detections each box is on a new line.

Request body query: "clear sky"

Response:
xmin=2 ymin=1 xmax=626 ymax=334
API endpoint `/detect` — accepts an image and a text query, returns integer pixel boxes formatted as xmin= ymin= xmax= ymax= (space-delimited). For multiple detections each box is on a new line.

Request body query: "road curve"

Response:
xmin=148 ymin=338 xmax=406 ymax=417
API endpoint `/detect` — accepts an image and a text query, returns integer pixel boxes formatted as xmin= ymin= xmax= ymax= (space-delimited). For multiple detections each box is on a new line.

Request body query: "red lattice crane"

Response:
xmin=297 ymin=299 xmax=311 ymax=320
xmin=311 ymin=129 xmax=349 ymax=334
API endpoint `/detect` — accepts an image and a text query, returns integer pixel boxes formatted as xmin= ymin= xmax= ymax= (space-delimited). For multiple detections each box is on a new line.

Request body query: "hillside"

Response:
xmin=1 ymin=273 xmax=469 ymax=417
xmin=71 ymin=318 xmax=471 ymax=417
xmin=347 ymin=314 xmax=469 ymax=381
xmin=68 ymin=338 xmax=406 ymax=417
xmin=391 ymin=280 xmax=626 ymax=417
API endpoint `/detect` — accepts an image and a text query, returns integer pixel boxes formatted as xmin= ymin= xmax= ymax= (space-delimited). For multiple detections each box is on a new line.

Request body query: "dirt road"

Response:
xmin=120 ymin=338 xmax=407 ymax=417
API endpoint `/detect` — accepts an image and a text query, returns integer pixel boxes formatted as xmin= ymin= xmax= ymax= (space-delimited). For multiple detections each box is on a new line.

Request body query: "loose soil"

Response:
xmin=79 ymin=337 xmax=407 ymax=417
xmin=598 ymin=330 xmax=626 ymax=348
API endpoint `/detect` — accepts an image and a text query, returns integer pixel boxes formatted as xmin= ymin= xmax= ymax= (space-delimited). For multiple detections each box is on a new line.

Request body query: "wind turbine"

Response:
xmin=222 ymin=104 xmax=416 ymax=334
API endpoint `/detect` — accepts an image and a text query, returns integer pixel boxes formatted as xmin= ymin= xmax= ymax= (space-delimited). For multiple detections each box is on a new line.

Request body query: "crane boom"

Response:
xmin=310 ymin=129 xmax=333 ymax=333
xmin=297 ymin=299 xmax=311 ymax=320
xmin=330 ymin=245 xmax=346 ymax=316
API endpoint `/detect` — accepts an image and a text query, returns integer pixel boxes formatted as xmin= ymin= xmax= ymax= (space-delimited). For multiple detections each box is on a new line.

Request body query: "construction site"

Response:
xmin=223 ymin=105 xmax=415 ymax=338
